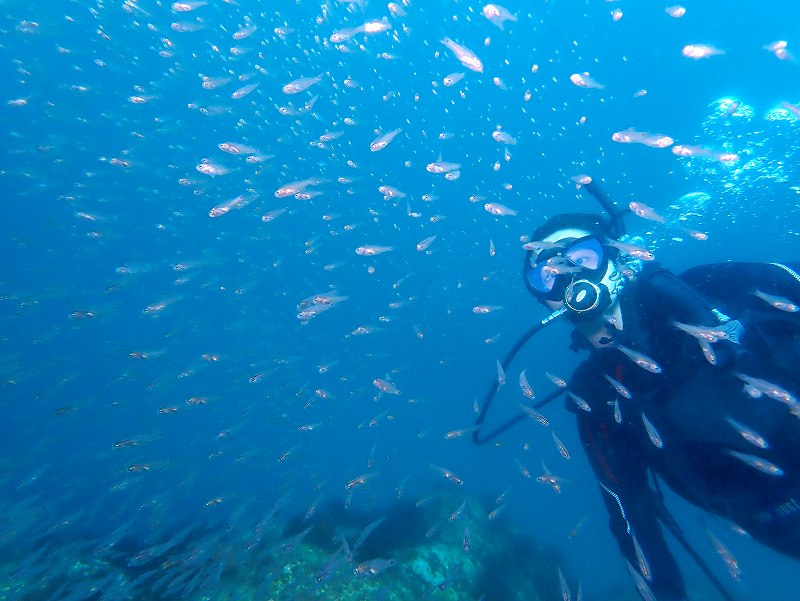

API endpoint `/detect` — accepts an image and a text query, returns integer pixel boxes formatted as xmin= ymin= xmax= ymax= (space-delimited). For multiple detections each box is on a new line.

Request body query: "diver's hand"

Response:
xmin=712 ymin=319 xmax=745 ymax=368
xmin=719 ymin=319 xmax=744 ymax=345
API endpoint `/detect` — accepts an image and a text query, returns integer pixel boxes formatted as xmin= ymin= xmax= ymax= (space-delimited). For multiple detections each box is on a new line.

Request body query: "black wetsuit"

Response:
xmin=567 ymin=262 xmax=800 ymax=601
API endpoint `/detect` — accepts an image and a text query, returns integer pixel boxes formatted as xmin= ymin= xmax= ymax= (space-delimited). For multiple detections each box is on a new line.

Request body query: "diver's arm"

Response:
xmin=641 ymin=267 xmax=747 ymax=368
xmin=576 ymin=413 xmax=687 ymax=601
xmin=583 ymin=180 xmax=626 ymax=238
xmin=681 ymin=261 xmax=800 ymax=315
xmin=644 ymin=268 xmax=722 ymax=326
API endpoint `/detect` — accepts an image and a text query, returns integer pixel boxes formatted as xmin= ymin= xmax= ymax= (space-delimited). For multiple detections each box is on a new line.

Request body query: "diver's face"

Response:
xmin=529 ymin=227 xmax=619 ymax=321
xmin=533 ymin=228 xmax=592 ymax=310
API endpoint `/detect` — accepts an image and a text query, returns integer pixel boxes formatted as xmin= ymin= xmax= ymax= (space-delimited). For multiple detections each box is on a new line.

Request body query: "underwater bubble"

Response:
xmin=765 ymin=105 xmax=797 ymax=122
xmin=675 ymin=192 xmax=711 ymax=215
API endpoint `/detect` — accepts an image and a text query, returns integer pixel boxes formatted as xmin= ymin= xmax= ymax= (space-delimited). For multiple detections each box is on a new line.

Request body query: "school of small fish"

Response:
xmin=2 ymin=0 xmax=798 ymax=599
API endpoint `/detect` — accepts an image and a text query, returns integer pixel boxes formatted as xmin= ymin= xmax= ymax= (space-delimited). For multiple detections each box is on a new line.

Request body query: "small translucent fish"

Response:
xmin=641 ymin=412 xmax=663 ymax=448
xmin=368 ymin=412 xmax=388 ymax=431
xmin=558 ymin=568 xmax=571 ymax=601
xmin=496 ymin=359 xmax=506 ymax=387
xmin=407 ymin=203 xmax=422 ymax=218
xmin=568 ymin=392 xmax=591 ymax=413
xmin=373 ymin=378 xmax=401 ymax=395
xmin=201 ymin=75 xmax=231 ymax=89
xmin=424 ymin=521 xmax=444 ymax=540
xmin=611 ymin=128 xmax=673 ymax=150
xmin=698 ymin=339 xmax=717 ymax=365
xmin=346 ymin=473 xmax=378 ymax=490
xmin=484 ymin=202 xmax=517 ymax=216
xmin=489 ymin=239 xmax=496 ymax=257
xmin=546 ymin=372 xmax=568 ymax=388
xmin=495 ymin=487 xmax=512 ymax=505
xmin=488 ymin=504 xmax=506 ymax=520
xmin=275 ymin=177 xmax=323 ymax=198
xmin=429 ymin=464 xmax=463 ymax=485
xmin=353 ymin=517 xmax=386 ymax=551
xmin=518 ymin=403 xmax=548 ymax=426
xmin=673 ymin=321 xmax=738 ymax=344
xmin=473 ymin=305 xmax=503 ymax=314
xmin=616 ymin=344 xmax=662 ymax=374
xmin=370 ymin=128 xmax=402 ymax=152
xmin=684 ymin=228 xmax=709 ymax=241
xmin=629 ymin=202 xmax=665 ymax=223
xmin=626 ymin=560 xmax=657 ymax=601
xmin=491 ymin=130 xmax=517 ymax=145
xmin=444 ymin=426 xmax=477 ymax=440
xmin=395 ymin=474 xmax=411 ymax=499
xmin=416 ymin=234 xmax=437 ymax=252
xmin=569 ymin=72 xmax=604 ymax=89
xmin=262 ymin=207 xmax=287 ymax=223
xmin=552 ymin=431 xmax=570 ymax=459
xmin=196 ymin=159 xmax=229 ymax=176
xmin=319 ymin=131 xmax=344 ymax=142
xmin=448 ymin=500 xmax=466 ymax=522
xmin=753 ymin=290 xmax=799 ymax=313
xmin=355 ymin=245 xmax=393 ymax=256
xmin=378 ymin=185 xmax=406 ymax=199
xmin=665 ymin=5 xmax=686 ymax=18
xmin=443 ymin=72 xmax=465 ymax=87
xmin=672 ymin=145 xmax=738 ymax=163
xmin=329 ymin=26 xmax=362 ymax=43
xmin=735 ymin=373 xmax=796 ymax=405
xmin=518 ymin=369 xmax=535 ymax=399
xmin=729 ymin=450 xmax=783 ymax=476
xmin=604 ymin=374 xmax=631 ymax=399
xmin=514 ymin=458 xmax=531 ymax=479
xmin=426 ymin=158 xmax=460 ymax=174
xmin=441 ymin=37 xmax=483 ymax=73
xmin=606 ymin=239 xmax=655 ymax=261
xmin=282 ymin=75 xmax=322 ymax=94
xmin=613 ymin=399 xmax=622 ymax=424
xmin=707 ymin=529 xmax=741 ymax=581
xmin=632 ymin=532 xmax=651 ymax=581
xmin=172 ymin=1 xmax=207 ymax=12
xmin=219 ymin=141 xmax=257 ymax=155
xmin=209 ymin=193 xmax=255 ymax=218
xmin=387 ymin=2 xmax=407 ymax=17
xmin=482 ymin=4 xmax=517 ymax=30
xmin=231 ymin=82 xmax=259 ymax=99
xmin=233 ymin=23 xmax=256 ymax=40
xmin=354 ymin=558 xmax=396 ymax=577
xmin=568 ymin=514 xmax=589 ymax=540
xmin=725 ymin=416 xmax=768 ymax=449
xmin=171 ymin=21 xmax=204 ymax=33
xmin=361 ymin=18 xmax=392 ymax=35
xmin=682 ymin=44 xmax=724 ymax=59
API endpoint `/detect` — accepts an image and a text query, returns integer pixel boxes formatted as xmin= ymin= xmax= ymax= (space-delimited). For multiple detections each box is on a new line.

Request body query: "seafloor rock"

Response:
xmin=237 ymin=492 xmax=572 ymax=601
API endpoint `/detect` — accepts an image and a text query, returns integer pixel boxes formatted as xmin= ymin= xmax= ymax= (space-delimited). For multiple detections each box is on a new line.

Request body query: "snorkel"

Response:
xmin=473 ymin=179 xmax=627 ymax=445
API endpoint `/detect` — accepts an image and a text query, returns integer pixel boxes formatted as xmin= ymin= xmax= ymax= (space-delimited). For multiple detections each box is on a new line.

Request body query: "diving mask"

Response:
xmin=524 ymin=236 xmax=608 ymax=301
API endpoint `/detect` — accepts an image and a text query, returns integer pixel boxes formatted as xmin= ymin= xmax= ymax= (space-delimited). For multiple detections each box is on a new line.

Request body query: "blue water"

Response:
xmin=2 ymin=1 xmax=800 ymax=599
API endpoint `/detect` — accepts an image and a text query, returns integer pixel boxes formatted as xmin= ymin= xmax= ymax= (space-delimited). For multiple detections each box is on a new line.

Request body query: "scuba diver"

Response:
xmin=473 ymin=180 xmax=800 ymax=601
